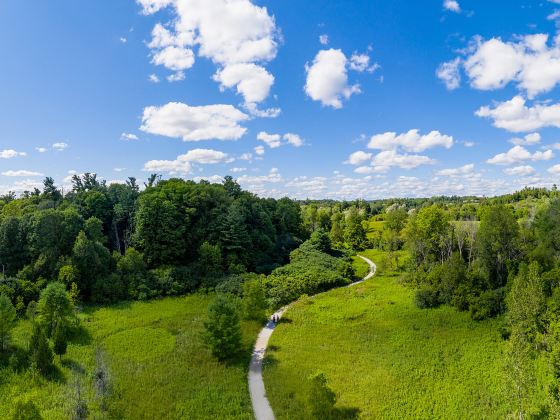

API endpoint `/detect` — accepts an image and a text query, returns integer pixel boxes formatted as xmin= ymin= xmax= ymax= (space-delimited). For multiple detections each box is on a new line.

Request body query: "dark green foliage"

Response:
xmin=263 ymin=238 xmax=354 ymax=307
xmin=197 ymin=242 xmax=223 ymax=277
xmin=344 ymin=208 xmax=367 ymax=250
xmin=477 ymin=205 xmax=519 ymax=288
xmin=203 ymin=295 xmax=242 ymax=361
xmin=305 ymin=371 xmax=337 ymax=418
xmin=72 ymin=230 xmax=112 ymax=299
xmin=11 ymin=399 xmax=42 ymax=420
xmin=29 ymin=323 xmax=53 ymax=374
xmin=52 ymin=323 xmax=67 ymax=360
xmin=469 ymin=288 xmax=505 ymax=321
xmin=414 ymin=287 xmax=441 ymax=309
xmin=0 ymin=294 xmax=16 ymax=351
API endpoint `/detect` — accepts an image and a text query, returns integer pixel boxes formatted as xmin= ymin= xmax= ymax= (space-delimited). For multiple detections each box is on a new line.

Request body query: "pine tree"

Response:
xmin=52 ymin=323 xmax=68 ymax=362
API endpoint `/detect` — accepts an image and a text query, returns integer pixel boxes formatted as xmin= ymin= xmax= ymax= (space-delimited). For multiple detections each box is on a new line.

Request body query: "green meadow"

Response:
xmin=263 ymin=249 xmax=513 ymax=419
xmin=0 ymin=295 xmax=261 ymax=419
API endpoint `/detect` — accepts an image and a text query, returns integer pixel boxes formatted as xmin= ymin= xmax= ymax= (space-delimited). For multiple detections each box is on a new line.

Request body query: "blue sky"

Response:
xmin=2 ymin=0 xmax=560 ymax=199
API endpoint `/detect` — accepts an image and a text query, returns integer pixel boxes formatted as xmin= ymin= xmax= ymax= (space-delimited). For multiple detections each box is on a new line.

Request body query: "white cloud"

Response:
xmin=443 ymin=33 xmax=560 ymax=97
xmin=257 ymin=131 xmax=282 ymax=148
xmin=238 ymin=168 xmax=282 ymax=185
xmin=143 ymin=148 xmax=230 ymax=174
xmin=0 ymin=150 xmax=26 ymax=159
xmin=368 ymin=129 xmax=454 ymax=152
xmin=230 ymin=167 xmax=247 ymax=173
xmin=371 ymin=150 xmax=436 ymax=171
xmin=120 ymin=37 xmax=128 ymax=43
xmin=257 ymin=131 xmax=304 ymax=148
xmin=167 ymin=71 xmax=185 ymax=82
xmin=349 ymin=53 xmax=378 ymax=73
xmin=149 ymin=74 xmax=160 ymax=83
xmin=2 ymin=170 xmax=43 ymax=177
xmin=283 ymin=133 xmax=304 ymax=147
xmin=504 ymin=165 xmax=536 ymax=176
xmin=35 ymin=147 xmax=47 ymax=153
xmin=443 ymin=0 xmax=461 ymax=12
xmin=239 ymin=153 xmax=253 ymax=161
xmin=436 ymin=163 xmax=474 ymax=176
xmin=140 ymin=102 xmax=249 ymax=141
xmin=476 ymin=96 xmax=560 ymax=132
xmin=214 ymin=63 xmax=274 ymax=104
xmin=436 ymin=57 xmax=461 ymax=90
xmin=345 ymin=151 xmax=373 ymax=165
xmin=509 ymin=132 xmax=541 ymax=146
xmin=152 ymin=46 xmax=195 ymax=72
xmin=52 ymin=142 xmax=68 ymax=151
xmin=319 ymin=34 xmax=329 ymax=45
xmin=487 ymin=145 xmax=553 ymax=165
xmin=254 ymin=145 xmax=265 ymax=156
xmin=114 ymin=168 xmax=126 ymax=172
xmin=305 ymin=49 xmax=361 ymax=109
xmin=142 ymin=0 xmax=278 ymax=104
xmin=121 ymin=133 xmax=139 ymax=141
xmin=549 ymin=164 xmax=560 ymax=174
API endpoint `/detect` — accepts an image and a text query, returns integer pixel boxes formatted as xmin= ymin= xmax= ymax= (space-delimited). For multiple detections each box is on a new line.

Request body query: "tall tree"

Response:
xmin=0 ymin=294 xmax=16 ymax=352
xmin=203 ymin=295 xmax=242 ymax=361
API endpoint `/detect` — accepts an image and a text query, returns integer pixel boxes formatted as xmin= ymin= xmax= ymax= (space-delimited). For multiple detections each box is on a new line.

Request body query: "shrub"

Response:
xmin=29 ymin=323 xmax=53 ymax=374
xmin=414 ymin=287 xmax=441 ymax=309
xmin=469 ymin=288 xmax=505 ymax=321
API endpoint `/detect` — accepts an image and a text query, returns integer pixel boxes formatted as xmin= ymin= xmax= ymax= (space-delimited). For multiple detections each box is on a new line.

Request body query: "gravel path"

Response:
xmin=248 ymin=254 xmax=377 ymax=420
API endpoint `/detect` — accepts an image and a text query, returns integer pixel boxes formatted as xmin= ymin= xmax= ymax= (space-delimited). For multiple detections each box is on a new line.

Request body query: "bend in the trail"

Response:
xmin=248 ymin=254 xmax=377 ymax=420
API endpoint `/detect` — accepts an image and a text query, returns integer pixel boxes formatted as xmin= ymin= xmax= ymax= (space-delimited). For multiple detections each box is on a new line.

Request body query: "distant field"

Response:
xmin=263 ymin=249 xmax=512 ymax=419
xmin=0 ymin=295 xmax=261 ymax=419
xmin=365 ymin=220 xmax=385 ymax=239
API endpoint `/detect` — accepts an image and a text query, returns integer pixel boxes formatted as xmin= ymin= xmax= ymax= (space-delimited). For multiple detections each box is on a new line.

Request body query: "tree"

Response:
xmin=406 ymin=205 xmax=451 ymax=265
xmin=72 ymin=231 xmax=111 ymax=297
xmin=52 ymin=322 xmax=68 ymax=361
xmin=198 ymin=242 xmax=223 ymax=277
xmin=29 ymin=323 xmax=53 ymax=374
xmin=477 ymin=205 xmax=519 ymax=288
xmin=37 ymin=282 xmax=74 ymax=337
xmin=242 ymin=278 xmax=267 ymax=321
xmin=344 ymin=208 xmax=367 ymax=250
xmin=305 ymin=371 xmax=337 ymax=418
xmin=385 ymin=207 xmax=408 ymax=234
xmin=203 ymin=295 xmax=242 ymax=360
xmin=11 ymin=398 xmax=42 ymax=420
xmin=0 ymin=294 xmax=16 ymax=352
xmin=0 ymin=216 xmax=27 ymax=276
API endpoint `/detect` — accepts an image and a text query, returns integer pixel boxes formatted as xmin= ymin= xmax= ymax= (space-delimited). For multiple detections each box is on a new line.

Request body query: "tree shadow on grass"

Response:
xmin=62 ymin=358 xmax=86 ymax=375
xmin=69 ymin=323 xmax=92 ymax=346
xmin=332 ymin=406 xmax=361 ymax=419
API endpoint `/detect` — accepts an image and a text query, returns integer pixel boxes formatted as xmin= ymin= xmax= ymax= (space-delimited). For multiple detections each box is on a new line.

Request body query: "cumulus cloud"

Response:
xmin=476 ymin=96 xmax=560 ymax=132
xmin=443 ymin=0 xmax=461 ymax=12
xmin=319 ymin=34 xmax=329 ymax=45
xmin=2 ymin=170 xmax=43 ymax=177
xmin=370 ymin=150 xmax=436 ymax=171
xmin=349 ymin=53 xmax=379 ymax=73
xmin=305 ymin=49 xmax=362 ymax=108
xmin=504 ymin=165 xmax=536 ymax=176
xmin=149 ymin=74 xmax=160 ymax=83
xmin=254 ymin=145 xmax=265 ymax=156
xmin=143 ymin=148 xmax=231 ymax=174
xmin=140 ymin=102 xmax=249 ymax=141
xmin=367 ymin=129 xmax=454 ymax=152
xmin=549 ymin=164 xmax=560 ymax=174
xmin=345 ymin=151 xmax=373 ymax=165
xmin=436 ymin=58 xmax=461 ymax=90
xmin=0 ymin=150 xmax=26 ymax=159
xmin=35 ymin=147 xmax=48 ymax=153
xmin=436 ymin=164 xmax=474 ymax=176
xmin=257 ymin=131 xmax=304 ymax=148
xmin=238 ymin=167 xmax=282 ymax=185
xmin=141 ymin=0 xmax=278 ymax=105
xmin=509 ymin=132 xmax=541 ymax=146
xmin=487 ymin=145 xmax=553 ymax=165
xmin=439 ymin=33 xmax=560 ymax=97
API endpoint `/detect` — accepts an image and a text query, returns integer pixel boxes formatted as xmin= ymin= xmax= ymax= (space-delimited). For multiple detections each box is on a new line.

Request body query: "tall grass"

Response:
xmin=263 ymin=249 xmax=512 ymax=419
xmin=0 ymin=295 xmax=261 ymax=419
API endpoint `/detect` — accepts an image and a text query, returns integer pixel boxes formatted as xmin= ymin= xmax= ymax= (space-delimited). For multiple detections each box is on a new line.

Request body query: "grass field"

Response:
xmin=0 ymin=295 xmax=261 ymax=419
xmin=263 ymin=249 xmax=513 ymax=419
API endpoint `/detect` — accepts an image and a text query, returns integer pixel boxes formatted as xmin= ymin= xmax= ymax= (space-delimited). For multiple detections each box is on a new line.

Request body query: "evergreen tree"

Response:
xmin=203 ymin=295 xmax=242 ymax=361
xmin=37 ymin=282 xmax=74 ymax=337
xmin=52 ymin=323 xmax=68 ymax=361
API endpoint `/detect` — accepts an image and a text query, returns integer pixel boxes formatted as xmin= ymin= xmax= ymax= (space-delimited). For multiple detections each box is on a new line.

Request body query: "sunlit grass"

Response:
xmin=263 ymin=250 xmax=511 ymax=419
xmin=0 ymin=295 xmax=261 ymax=419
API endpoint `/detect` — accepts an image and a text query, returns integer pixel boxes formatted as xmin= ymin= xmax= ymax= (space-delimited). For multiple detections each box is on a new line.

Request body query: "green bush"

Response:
xmin=414 ymin=287 xmax=441 ymax=309
xmin=469 ymin=288 xmax=505 ymax=321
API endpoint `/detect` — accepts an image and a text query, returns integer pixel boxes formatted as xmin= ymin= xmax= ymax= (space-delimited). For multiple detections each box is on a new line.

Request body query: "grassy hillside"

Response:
xmin=263 ymin=250 xmax=512 ymax=419
xmin=0 ymin=295 xmax=261 ymax=419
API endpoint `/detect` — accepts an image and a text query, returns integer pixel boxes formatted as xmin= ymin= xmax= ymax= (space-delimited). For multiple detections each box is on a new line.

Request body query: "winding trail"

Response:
xmin=248 ymin=255 xmax=377 ymax=420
